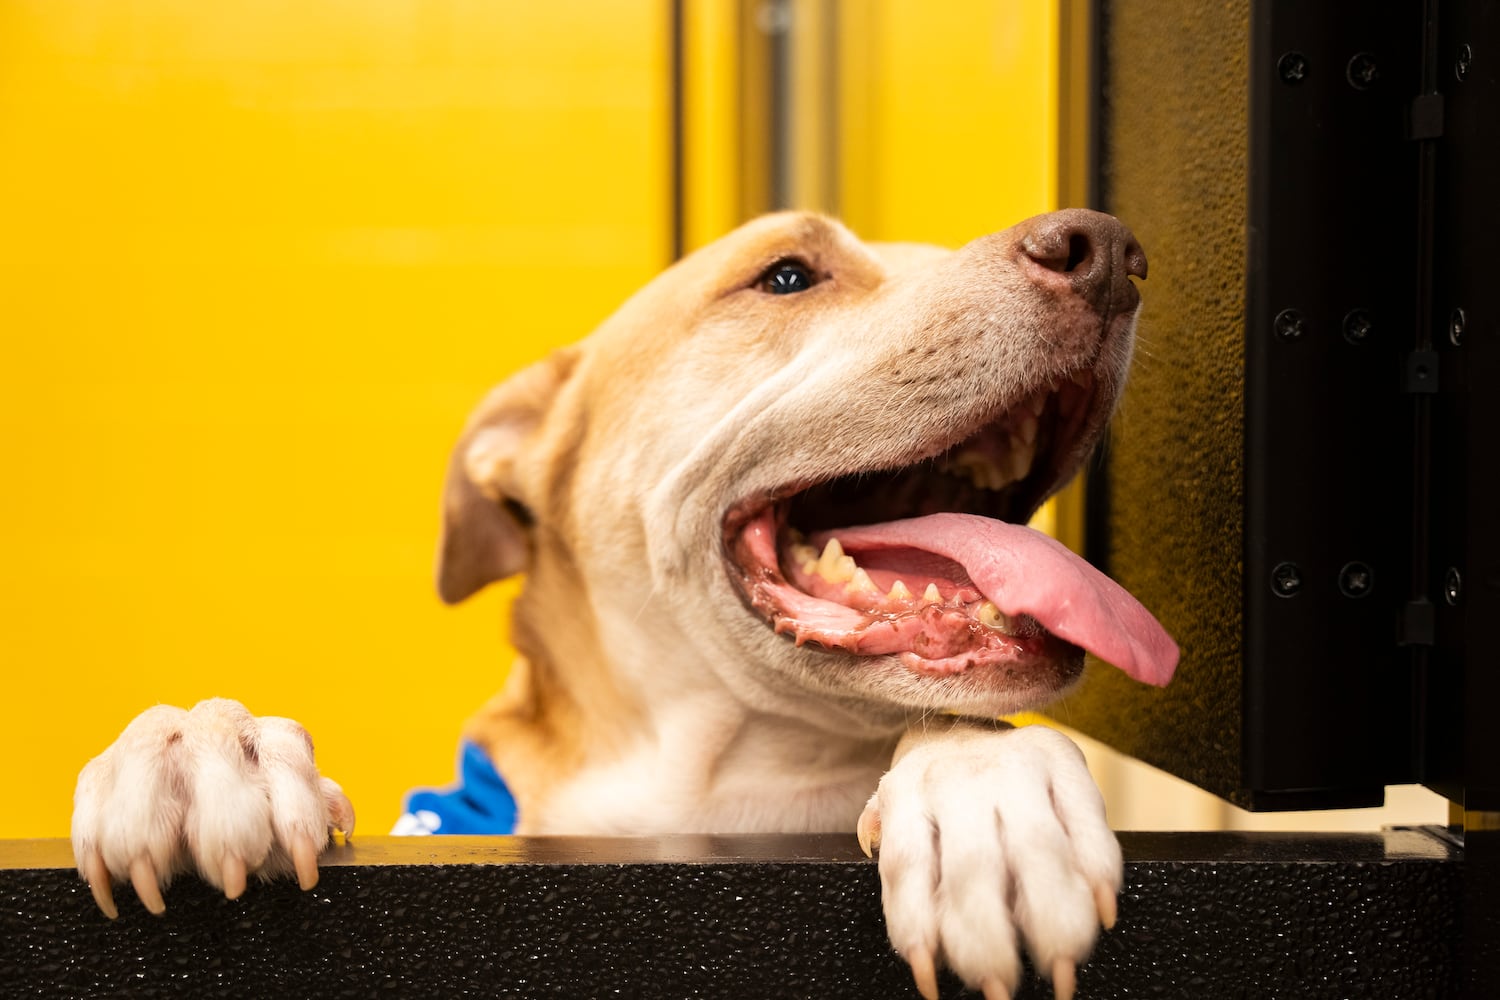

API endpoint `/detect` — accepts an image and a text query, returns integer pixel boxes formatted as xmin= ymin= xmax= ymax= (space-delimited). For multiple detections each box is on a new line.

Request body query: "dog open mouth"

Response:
xmin=725 ymin=372 xmax=1178 ymax=686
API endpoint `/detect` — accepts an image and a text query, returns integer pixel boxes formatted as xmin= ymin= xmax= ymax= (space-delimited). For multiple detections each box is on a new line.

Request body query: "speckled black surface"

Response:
xmin=1061 ymin=0 xmax=1255 ymax=808
xmin=0 ymin=833 xmax=1466 ymax=999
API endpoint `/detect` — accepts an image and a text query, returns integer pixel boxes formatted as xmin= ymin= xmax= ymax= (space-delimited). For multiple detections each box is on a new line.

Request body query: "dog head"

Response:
xmin=438 ymin=211 xmax=1176 ymax=734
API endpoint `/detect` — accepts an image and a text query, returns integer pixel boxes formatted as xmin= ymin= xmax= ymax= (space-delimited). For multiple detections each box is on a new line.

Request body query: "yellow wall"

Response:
xmin=1 ymin=1 xmax=1058 ymax=837
xmin=837 ymin=0 xmax=1057 ymax=245
xmin=0 ymin=1 xmax=672 ymax=837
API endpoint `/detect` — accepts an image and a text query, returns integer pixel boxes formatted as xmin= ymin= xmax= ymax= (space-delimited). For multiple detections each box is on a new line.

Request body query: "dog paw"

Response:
xmin=71 ymin=698 xmax=354 ymax=918
xmin=859 ymin=721 xmax=1120 ymax=1000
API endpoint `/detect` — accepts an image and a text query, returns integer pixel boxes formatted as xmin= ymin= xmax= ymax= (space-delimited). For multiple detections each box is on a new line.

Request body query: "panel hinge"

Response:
xmin=1407 ymin=93 xmax=1445 ymax=140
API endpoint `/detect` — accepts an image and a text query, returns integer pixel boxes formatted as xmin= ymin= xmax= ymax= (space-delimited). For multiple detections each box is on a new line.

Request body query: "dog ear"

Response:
xmin=436 ymin=349 xmax=578 ymax=604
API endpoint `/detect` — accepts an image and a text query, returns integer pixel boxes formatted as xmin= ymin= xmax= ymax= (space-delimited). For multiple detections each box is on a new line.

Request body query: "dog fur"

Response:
xmin=74 ymin=210 xmax=1174 ymax=999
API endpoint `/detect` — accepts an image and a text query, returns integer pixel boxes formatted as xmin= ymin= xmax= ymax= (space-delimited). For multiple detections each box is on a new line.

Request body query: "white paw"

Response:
xmin=71 ymin=698 xmax=354 ymax=918
xmin=859 ymin=721 xmax=1121 ymax=1000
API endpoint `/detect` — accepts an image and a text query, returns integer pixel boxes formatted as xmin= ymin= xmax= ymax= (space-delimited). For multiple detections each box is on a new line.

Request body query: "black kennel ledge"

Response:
xmin=0 ymin=831 xmax=1486 ymax=999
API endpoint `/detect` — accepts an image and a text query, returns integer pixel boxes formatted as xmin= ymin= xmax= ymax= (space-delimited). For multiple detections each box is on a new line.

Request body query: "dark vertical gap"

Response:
xmin=737 ymin=0 xmax=778 ymax=217
xmin=1242 ymin=0 xmax=1274 ymax=800
xmin=1083 ymin=0 xmax=1113 ymax=573
xmin=768 ymin=1 xmax=791 ymax=209
xmin=668 ymin=0 xmax=686 ymax=261
xmin=821 ymin=0 xmax=840 ymax=218
xmin=735 ymin=0 xmax=756 ymax=219
xmin=1057 ymin=0 xmax=1104 ymax=211
xmin=1085 ymin=0 xmax=1105 ymax=211
xmin=1408 ymin=0 xmax=1442 ymax=781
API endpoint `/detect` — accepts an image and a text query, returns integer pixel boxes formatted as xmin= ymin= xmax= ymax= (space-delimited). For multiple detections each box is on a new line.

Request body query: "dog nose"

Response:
xmin=1019 ymin=210 xmax=1147 ymax=310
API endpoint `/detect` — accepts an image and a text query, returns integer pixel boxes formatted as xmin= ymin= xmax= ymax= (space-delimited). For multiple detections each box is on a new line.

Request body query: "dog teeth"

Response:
xmin=1018 ymin=414 xmax=1039 ymax=445
xmin=816 ymin=538 xmax=858 ymax=584
xmin=1009 ymin=441 xmax=1036 ymax=483
xmin=942 ymin=431 xmax=1038 ymax=493
xmin=800 ymin=536 xmax=868 ymax=590
xmin=942 ymin=450 xmax=1007 ymax=491
xmin=791 ymin=542 xmax=820 ymax=576
xmin=977 ymin=601 xmax=1012 ymax=632
xmin=797 ymin=545 xmax=949 ymax=612
xmin=847 ymin=567 xmax=877 ymax=595
xmin=977 ymin=604 xmax=1044 ymax=638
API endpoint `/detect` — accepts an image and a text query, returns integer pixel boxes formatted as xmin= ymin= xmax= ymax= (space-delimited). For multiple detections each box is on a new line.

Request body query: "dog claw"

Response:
xmin=908 ymin=947 xmax=939 ymax=1000
xmin=1094 ymin=882 xmax=1118 ymax=930
xmin=322 ymin=779 xmax=356 ymax=839
xmin=291 ymin=835 xmax=320 ymax=891
xmin=221 ymin=852 xmax=248 ymax=900
xmin=83 ymin=851 xmax=118 ymax=919
xmin=981 ymin=979 xmax=1012 ymax=1000
xmin=1051 ymin=959 xmax=1077 ymax=1000
xmin=856 ymin=804 xmax=881 ymax=858
xmin=128 ymin=856 xmax=166 ymax=915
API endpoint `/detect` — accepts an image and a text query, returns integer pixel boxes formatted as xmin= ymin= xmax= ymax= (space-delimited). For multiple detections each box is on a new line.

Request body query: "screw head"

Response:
xmin=1456 ymin=43 xmax=1473 ymax=82
xmin=1275 ymin=308 xmax=1306 ymax=341
xmin=1272 ymin=562 xmax=1303 ymax=598
xmin=1444 ymin=567 xmax=1463 ymax=606
xmin=1449 ymin=307 xmax=1466 ymax=347
xmin=1279 ymin=51 xmax=1309 ymax=84
xmin=1347 ymin=52 xmax=1378 ymax=89
xmin=1339 ymin=562 xmax=1375 ymax=599
xmin=1342 ymin=308 xmax=1373 ymax=345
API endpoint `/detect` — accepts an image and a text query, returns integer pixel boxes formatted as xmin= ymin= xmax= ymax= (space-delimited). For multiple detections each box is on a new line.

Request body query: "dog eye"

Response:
xmin=758 ymin=260 xmax=818 ymax=295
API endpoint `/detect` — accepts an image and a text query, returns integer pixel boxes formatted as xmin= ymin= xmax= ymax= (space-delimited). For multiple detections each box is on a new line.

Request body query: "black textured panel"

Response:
xmin=1063 ymin=0 xmax=1253 ymax=804
xmin=0 ymin=833 xmax=1465 ymax=999
xmin=1465 ymin=830 xmax=1500 ymax=995
xmin=1428 ymin=0 xmax=1500 ymax=812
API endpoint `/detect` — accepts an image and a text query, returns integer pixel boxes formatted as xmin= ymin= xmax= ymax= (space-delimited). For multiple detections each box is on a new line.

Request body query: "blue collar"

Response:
xmin=392 ymin=740 xmax=518 ymax=835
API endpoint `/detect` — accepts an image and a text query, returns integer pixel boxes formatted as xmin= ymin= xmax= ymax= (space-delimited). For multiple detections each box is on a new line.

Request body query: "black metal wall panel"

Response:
xmin=1241 ymin=1 xmax=1423 ymax=806
xmin=1065 ymin=0 xmax=1495 ymax=811
xmin=1429 ymin=1 xmax=1500 ymax=812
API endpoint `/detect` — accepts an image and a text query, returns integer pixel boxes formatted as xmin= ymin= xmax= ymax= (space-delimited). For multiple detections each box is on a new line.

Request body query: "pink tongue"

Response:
xmin=815 ymin=513 xmax=1178 ymax=686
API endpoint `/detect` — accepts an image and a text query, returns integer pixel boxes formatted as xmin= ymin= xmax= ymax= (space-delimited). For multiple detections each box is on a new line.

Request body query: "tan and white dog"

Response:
xmin=72 ymin=210 xmax=1177 ymax=1000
